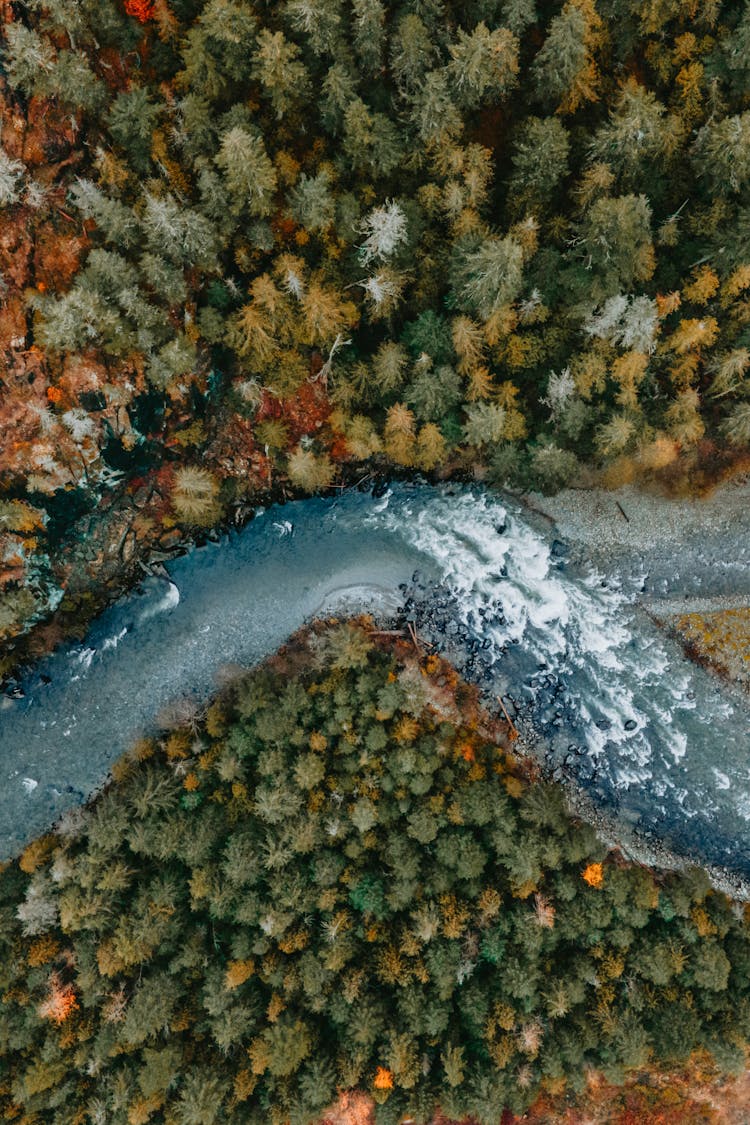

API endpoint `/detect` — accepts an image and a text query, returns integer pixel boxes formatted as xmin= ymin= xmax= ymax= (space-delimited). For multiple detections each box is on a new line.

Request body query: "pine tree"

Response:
xmin=177 ymin=1 xmax=258 ymax=100
xmin=285 ymin=0 xmax=345 ymax=57
xmin=570 ymin=194 xmax=654 ymax=298
xmin=215 ymin=128 xmax=278 ymax=217
xmin=409 ymin=70 xmax=463 ymax=143
xmin=288 ymin=171 xmax=336 ymax=233
xmin=447 ymin=23 xmax=519 ymax=111
xmin=507 ymin=117 xmax=570 ymax=215
xmin=500 ymin=0 xmax=537 ymax=36
xmin=251 ymin=29 xmax=311 ymax=119
xmin=0 ymin=149 xmax=25 ymax=208
xmin=530 ymin=1 xmax=599 ymax=115
xmin=528 ymin=440 xmax=579 ymax=492
xmin=406 ymin=363 xmax=462 ymax=422
xmin=320 ymin=62 xmax=359 ymax=132
xmin=342 ymin=99 xmax=403 ymax=176
xmin=3 ymin=24 xmax=56 ymax=97
xmin=451 ymin=236 xmax=525 ymax=319
xmin=107 ymin=87 xmax=160 ymax=175
xmin=45 ymin=49 xmax=106 ymax=113
xmin=693 ymin=111 xmax=750 ymax=195
xmin=352 ymin=0 xmax=386 ymax=77
xmin=141 ymin=193 xmax=218 ymax=268
xmin=174 ymin=1072 xmax=230 ymax=1125
xmin=69 ymin=179 xmax=139 ymax=247
xmin=390 ymin=14 xmax=436 ymax=91
xmin=589 ymin=79 xmax=673 ymax=186
xmin=463 ymin=402 xmax=506 ymax=447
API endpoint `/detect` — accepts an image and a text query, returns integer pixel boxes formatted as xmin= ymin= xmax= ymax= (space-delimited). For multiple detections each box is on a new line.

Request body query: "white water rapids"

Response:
xmin=1 ymin=483 xmax=748 ymax=871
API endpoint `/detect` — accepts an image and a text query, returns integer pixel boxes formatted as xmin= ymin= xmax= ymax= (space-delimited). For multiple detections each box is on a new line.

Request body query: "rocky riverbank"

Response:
xmin=3 ymin=479 xmax=750 ymax=892
xmin=394 ymin=564 xmax=750 ymax=904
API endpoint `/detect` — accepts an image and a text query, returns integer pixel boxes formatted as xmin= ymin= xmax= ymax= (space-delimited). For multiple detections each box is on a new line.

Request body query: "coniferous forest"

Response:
xmin=2 ymin=0 xmax=750 ymax=650
xmin=4 ymin=621 xmax=750 ymax=1125
xmin=3 ymin=2 xmax=750 ymax=1122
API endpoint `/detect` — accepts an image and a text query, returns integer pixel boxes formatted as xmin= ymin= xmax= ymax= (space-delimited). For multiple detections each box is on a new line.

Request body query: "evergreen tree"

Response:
xmin=451 ymin=235 xmax=525 ymax=319
xmin=215 ymin=127 xmax=278 ymax=216
xmin=446 ymin=23 xmax=519 ymax=111
xmin=570 ymin=194 xmax=654 ymax=298
xmin=530 ymin=1 xmax=598 ymax=115
xmin=507 ymin=117 xmax=571 ymax=214
xmin=107 ymin=87 xmax=160 ymax=175
xmin=694 ymin=111 xmax=750 ymax=195
xmin=251 ymin=29 xmax=311 ymax=119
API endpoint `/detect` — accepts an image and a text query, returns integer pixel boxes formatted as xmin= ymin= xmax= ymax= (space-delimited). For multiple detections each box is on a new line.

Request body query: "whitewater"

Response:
xmin=1 ymin=483 xmax=748 ymax=873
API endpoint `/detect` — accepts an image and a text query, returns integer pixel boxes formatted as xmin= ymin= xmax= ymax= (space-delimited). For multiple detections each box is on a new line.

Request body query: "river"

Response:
xmin=1 ymin=483 xmax=749 ymax=875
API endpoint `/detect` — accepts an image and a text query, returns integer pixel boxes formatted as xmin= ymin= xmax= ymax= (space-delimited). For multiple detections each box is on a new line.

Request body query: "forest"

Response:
xmin=3 ymin=620 xmax=750 ymax=1124
xmin=2 ymin=0 xmax=750 ymax=653
xmin=3 ymin=3 xmax=750 ymax=1120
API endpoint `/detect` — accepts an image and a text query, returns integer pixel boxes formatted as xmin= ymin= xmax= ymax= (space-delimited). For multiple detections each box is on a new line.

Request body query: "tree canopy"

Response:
xmin=2 ymin=622 xmax=750 ymax=1123
xmin=3 ymin=0 xmax=750 ymax=652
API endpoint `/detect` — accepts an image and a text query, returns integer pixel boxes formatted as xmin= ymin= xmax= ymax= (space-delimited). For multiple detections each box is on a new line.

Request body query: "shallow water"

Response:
xmin=1 ymin=483 xmax=749 ymax=872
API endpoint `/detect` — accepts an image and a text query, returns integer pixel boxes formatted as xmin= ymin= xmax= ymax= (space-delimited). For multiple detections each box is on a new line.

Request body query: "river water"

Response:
xmin=1 ymin=483 xmax=749 ymax=873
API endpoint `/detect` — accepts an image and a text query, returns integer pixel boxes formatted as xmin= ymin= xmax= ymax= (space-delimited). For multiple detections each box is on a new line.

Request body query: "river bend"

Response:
xmin=1 ymin=484 xmax=748 ymax=873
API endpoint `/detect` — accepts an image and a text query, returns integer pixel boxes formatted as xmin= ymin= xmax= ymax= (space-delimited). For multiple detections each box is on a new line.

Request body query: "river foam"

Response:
xmin=356 ymin=488 xmax=750 ymax=871
xmin=1 ymin=483 xmax=749 ymax=872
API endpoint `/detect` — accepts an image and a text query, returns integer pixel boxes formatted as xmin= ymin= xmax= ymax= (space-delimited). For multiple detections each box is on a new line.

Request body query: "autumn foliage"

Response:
xmin=123 ymin=0 xmax=154 ymax=21
xmin=3 ymin=623 xmax=750 ymax=1123
xmin=582 ymin=862 xmax=605 ymax=888
xmin=0 ymin=0 xmax=750 ymax=657
xmin=37 ymin=973 xmax=78 ymax=1024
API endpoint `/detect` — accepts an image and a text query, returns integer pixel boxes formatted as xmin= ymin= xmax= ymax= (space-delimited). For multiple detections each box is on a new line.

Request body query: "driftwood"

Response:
xmin=497 ymin=696 xmax=519 ymax=741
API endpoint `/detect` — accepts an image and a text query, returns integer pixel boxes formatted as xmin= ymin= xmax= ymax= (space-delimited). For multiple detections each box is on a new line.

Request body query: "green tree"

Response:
xmin=507 ymin=117 xmax=571 ymax=214
xmin=251 ymin=29 xmax=311 ymax=118
xmin=342 ymin=99 xmax=403 ymax=176
xmin=589 ymin=80 xmax=673 ymax=186
xmin=693 ymin=112 xmax=750 ymax=196
xmin=500 ymin=0 xmax=538 ymax=35
xmin=352 ymin=0 xmax=386 ymax=76
xmin=285 ymin=0 xmax=344 ymax=57
xmin=215 ymin=127 xmax=278 ymax=216
xmin=177 ymin=0 xmax=258 ymax=100
xmin=175 ymin=1072 xmax=230 ymax=1125
xmin=390 ymin=14 xmax=436 ymax=90
xmin=107 ymin=87 xmax=160 ymax=175
xmin=288 ymin=170 xmax=336 ymax=233
xmin=447 ymin=23 xmax=519 ymax=110
xmin=409 ymin=70 xmax=463 ymax=143
xmin=451 ymin=235 xmax=525 ymax=318
xmin=3 ymin=24 xmax=56 ymax=96
xmin=530 ymin=1 xmax=598 ymax=114
xmin=570 ymin=194 xmax=654 ymax=298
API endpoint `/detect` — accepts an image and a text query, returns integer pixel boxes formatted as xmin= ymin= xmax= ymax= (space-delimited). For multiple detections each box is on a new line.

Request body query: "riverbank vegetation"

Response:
xmin=3 ymin=621 xmax=750 ymax=1123
xmin=3 ymin=0 xmax=750 ymax=650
